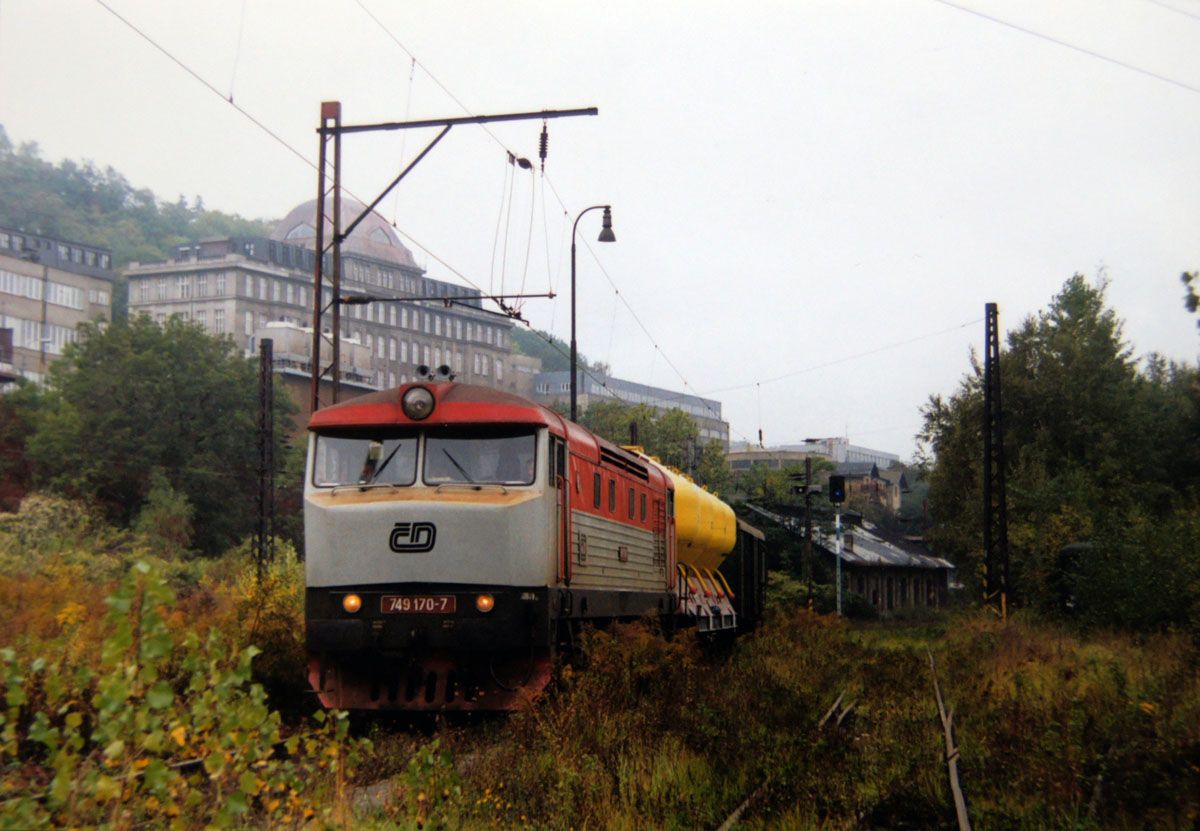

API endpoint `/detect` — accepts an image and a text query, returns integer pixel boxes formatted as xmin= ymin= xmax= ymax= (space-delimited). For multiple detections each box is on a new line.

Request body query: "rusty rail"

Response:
xmin=928 ymin=648 xmax=971 ymax=831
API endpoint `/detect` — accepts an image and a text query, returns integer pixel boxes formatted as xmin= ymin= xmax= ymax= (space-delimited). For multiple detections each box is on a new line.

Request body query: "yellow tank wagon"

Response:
xmin=623 ymin=447 xmax=736 ymax=572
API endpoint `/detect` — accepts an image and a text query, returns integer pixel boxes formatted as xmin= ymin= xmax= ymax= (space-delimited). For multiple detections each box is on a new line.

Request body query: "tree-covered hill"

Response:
xmin=510 ymin=325 xmax=609 ymax=376
xmin=0 ymin=125 xmax=274 ymax=316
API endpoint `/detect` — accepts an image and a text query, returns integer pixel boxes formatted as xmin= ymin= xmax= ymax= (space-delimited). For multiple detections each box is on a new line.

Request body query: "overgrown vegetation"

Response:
xmin=344 ymin=609 xmax=1199 ymax=829
xmin=5 ymin=499 xmax=1194 ymax=829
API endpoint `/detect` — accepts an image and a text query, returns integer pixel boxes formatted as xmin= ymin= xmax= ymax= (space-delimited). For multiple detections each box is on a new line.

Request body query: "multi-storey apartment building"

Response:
xmin=0 ymin=226 xmax=114 ymax=386
xmin=125 ymin=200 xmax=535 ymax=416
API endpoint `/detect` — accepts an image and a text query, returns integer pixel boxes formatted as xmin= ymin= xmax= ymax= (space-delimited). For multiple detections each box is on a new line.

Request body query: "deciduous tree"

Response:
xmin=26 ymin=316 xmax=294 ymax=554
xmin=917 ymin=274 xmax=1200 ymax=627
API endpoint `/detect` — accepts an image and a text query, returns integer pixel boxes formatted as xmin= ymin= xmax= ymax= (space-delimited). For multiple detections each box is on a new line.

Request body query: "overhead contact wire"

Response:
xmin=89 ymin=0 xmax=560 ymax=325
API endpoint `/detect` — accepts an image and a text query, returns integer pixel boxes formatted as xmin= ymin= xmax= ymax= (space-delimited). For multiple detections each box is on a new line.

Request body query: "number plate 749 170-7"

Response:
xmin=380 ymin=595 xmax=456 ymax=614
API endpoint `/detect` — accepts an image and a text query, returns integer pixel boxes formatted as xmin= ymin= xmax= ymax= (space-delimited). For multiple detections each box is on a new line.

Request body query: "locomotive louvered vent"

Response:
xmin=600 ymin=447 xmax=649 ymax=481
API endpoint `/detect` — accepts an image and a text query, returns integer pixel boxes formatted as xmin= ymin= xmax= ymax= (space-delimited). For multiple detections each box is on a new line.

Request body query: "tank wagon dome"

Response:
xmin=271 ymin=198 xmax=418 ymax=268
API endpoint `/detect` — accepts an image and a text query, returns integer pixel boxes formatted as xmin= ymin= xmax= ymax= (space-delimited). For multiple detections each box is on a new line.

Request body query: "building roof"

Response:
xmin=833 ymin=527 xmax=953 ymax=570
xmin=743 ymin=502 xmax=953 ymax=570
xmin=0 ymin=225 xmax=115 ymax=282
xmin=271 ymin=199 xmax=418 ymax=268
xmin=535 ymin=370 xmax=723 ymax=419
xmin=836 ymin=461 xmax=879 ymax=478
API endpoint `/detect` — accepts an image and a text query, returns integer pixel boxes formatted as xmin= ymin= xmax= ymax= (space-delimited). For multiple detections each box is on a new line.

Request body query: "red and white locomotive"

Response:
xmin=304 ymin=378 xmax=765 ymax=710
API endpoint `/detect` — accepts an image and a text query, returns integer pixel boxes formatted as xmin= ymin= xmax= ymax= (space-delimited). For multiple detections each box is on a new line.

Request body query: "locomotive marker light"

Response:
xmin=402 ymin=386 xmax=435 ymax=420
xmin=475 ymin=593 xmax=496 ymax=613
xmin=342 ymin=593 xmax=363 ymax=614
xmin=570 ymin=205 xmax=617 ymax=421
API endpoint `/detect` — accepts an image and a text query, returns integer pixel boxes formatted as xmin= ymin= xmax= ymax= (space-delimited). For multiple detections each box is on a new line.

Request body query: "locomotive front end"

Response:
xmin=303 ymin=383 xmax=561 ymax=710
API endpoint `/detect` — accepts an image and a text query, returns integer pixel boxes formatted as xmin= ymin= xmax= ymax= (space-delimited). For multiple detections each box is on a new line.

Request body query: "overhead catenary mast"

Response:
xmin=308 ymin=102 xmax=599 ymax=413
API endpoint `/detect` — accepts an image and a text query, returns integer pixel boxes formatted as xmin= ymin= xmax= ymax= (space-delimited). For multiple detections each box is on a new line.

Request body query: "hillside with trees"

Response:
xmin=0 ymin=125 xmax=273 ymax=316
xmin=509 ymin=326 xmax=609 ymax=376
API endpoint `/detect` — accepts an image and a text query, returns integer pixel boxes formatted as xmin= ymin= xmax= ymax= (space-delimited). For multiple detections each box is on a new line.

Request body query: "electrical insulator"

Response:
xmin=539 ymin=122 xmax=548 ymax=171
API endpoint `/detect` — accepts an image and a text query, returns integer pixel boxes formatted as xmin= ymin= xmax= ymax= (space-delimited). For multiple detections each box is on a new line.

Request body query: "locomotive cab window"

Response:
xmin=550 ymin=437 xmax=567 ymax=488
xmin=312 ymin=431 xmax=418 ymax=487
xmin=424 ymin=427 xmax=537 ymax=485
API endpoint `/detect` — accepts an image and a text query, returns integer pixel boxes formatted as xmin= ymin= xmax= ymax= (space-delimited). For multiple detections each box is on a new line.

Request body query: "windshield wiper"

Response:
xmin=367 ymin=442 xmax=406 ymax=484
xmin=441 ymin=448 xmax=474 ymax=483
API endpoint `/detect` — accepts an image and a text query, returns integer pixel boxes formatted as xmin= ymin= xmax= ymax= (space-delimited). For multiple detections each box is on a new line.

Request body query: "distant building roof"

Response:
xmin=534 ymin=370 xmax=722 ymax=421
xmin=836 ymin=461 xmax=878 ymax=477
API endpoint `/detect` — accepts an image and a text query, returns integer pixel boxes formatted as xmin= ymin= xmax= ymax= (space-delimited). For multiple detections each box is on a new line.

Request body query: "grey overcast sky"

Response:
xmin=2 ymin=0 xmax=1198 ymax=459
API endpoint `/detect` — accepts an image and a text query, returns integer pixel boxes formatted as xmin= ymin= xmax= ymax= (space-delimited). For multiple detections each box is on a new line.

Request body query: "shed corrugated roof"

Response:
xmin=837 ymin=531 xmax=954 ymax=569
xmin=742 ymin=503 xmax=953 ymax=571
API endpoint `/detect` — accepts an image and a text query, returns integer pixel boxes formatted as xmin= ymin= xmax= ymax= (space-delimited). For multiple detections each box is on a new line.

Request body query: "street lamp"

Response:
xmin=569 ymin=204 xmax=616 ymax=421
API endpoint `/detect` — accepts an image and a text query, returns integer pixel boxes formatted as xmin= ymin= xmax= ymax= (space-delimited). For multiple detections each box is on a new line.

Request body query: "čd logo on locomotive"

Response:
xmin=388 ymin=521 xmax=437 ymax=553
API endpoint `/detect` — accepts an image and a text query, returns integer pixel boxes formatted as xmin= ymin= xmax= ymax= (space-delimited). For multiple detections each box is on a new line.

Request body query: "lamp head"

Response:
xmin=598 ymin=206 xmax=616 ymax=243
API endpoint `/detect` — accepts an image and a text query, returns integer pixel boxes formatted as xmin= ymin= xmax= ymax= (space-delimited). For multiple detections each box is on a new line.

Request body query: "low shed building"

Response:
xmin=818 ymin=523 xmax=954 ymax=612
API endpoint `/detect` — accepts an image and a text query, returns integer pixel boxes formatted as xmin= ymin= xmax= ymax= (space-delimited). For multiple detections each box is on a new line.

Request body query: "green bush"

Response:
xmin=0 ymin=560 xmax=369 ymax=828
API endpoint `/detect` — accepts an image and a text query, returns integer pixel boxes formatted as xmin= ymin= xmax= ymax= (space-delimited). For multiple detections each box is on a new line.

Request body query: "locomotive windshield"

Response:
xmin=424 ymin=428 xmax=537 ymax=486
xmin=312 ymin=433 xmax=418 ymax=487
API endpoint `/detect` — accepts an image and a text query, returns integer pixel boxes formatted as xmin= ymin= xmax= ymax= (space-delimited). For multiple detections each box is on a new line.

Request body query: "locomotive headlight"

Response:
xmin=401 ymin=386 xmax=435 ymax=420
xmin=475 ymin=593 xmax=495 ymax=613
xmin=342 ymin=593 xmax=363 ymax=614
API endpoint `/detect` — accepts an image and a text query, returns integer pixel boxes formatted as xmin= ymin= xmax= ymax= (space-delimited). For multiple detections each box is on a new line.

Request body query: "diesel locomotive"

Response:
xmin=304 ymin=378 xmax=765 ymax=711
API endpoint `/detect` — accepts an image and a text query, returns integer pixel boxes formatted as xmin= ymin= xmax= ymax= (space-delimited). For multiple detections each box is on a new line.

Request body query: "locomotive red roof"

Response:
xmin=308 ymin=382 xmax=598 ymax=443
